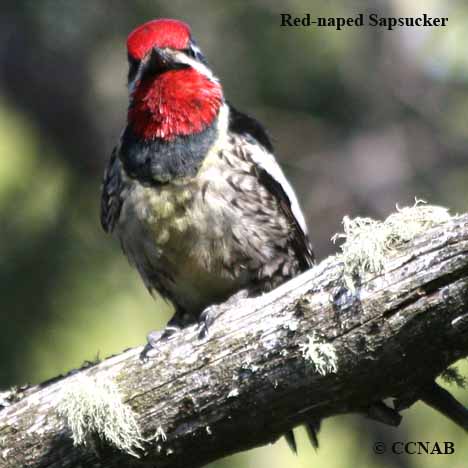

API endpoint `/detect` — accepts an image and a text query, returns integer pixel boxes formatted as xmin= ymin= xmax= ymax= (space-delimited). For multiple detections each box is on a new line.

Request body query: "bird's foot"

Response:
xmin=284 ymin=429 xmax=297 ymax=454
xmin=140 ymin=324 xmax=180 ymax=362
xmin=198 ymin=305 xmax=220 ymax=339
xmin=284 ymin=418 xmax=321 ymax=455
xmin=198 ymin=289 xmax=250 ymax=339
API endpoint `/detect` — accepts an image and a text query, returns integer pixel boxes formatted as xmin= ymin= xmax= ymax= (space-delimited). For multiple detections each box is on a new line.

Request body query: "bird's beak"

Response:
xmin=128 ymin=48 xmax=172 ymax=95
xmin=136 ymin=49 xmax=171 ymax=81
xmin=128 ymin=48 xmax=191 ymax=95
xmin=145 ymin=48 xmax=172 ymax=74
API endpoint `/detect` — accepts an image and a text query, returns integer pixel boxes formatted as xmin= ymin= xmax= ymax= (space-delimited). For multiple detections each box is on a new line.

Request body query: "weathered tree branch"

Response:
xmin=1 ymin=213 xmax=468 ymax=468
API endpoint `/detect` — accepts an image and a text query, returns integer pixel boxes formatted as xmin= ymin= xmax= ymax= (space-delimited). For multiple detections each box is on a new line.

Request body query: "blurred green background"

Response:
xmin=1 ymin=0 xmax=467 ymax=467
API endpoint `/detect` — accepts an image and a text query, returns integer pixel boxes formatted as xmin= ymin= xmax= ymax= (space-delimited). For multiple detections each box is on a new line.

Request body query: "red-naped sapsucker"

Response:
xmin=101 ymin=18 xmax=318 ymax=451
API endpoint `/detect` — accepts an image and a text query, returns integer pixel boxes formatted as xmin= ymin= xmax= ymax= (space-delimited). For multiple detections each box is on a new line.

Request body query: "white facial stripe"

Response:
xmin=127 ymin=52 xmax=152 ymax=96
xmin=191 ymin=44 xmax=202 ymax=57
xmin=128 ymin=73 xmax=140 ymax=95
xmin=217 ymin=103 xmax=229 ymax=134
xmin=172 ymin=50 xmax=218 ymax=82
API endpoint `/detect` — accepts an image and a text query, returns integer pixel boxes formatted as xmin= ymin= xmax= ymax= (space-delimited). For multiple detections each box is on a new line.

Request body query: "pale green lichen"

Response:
xmin=332 ymin=200 xmax=451 ymax=290
xmin=57 ymin=374 xmax=143 ymax=457
xmin=300 ymin=333 xmax=338 ymax=375
xmin=1 ymin=447 xmax=11 ymax=460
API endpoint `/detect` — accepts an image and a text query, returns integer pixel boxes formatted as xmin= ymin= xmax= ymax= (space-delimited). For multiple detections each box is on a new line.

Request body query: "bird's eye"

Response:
xmin=185 ymin=41 xmax=207 ymax=64
xmin=184 ymin=47 xmax=196 ymax=59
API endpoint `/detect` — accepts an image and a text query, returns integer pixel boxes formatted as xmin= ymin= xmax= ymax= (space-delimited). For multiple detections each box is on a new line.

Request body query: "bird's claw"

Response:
xmin=140 ymin=342 xmax=158 ymax=363
xmin=140 ymin=326 xmax=180 ymax=362
xmin=198 ymin=306 xmax=219 ymax=339
xmin=198 ymin=289 xmax=250 ymax=339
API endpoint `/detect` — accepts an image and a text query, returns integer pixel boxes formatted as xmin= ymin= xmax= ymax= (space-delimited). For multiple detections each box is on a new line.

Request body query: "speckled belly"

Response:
xmin=116 ymin=177 xmax=245 ymax=314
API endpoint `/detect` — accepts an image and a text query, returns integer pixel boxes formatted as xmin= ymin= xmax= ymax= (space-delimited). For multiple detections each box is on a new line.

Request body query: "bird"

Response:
xmin=100 ymin=18 xmax=318 ymax=451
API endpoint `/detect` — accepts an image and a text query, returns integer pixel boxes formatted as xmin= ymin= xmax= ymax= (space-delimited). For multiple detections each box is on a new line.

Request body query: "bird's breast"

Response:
xmin=119 ymin=179 xmax=197 ymax=250
xmin=116 ymin=168 xmax=246 ymax=313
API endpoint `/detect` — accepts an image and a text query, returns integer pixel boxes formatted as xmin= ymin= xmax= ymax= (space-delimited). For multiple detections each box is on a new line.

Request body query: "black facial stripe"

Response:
xmin=127 ymin=55 xmax=139 ymax=84
xmin=184 ymin=47 xmax=196 ymax=59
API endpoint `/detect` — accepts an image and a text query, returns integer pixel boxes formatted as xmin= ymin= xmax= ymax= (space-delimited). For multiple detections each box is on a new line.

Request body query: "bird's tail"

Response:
xmin=284 ymin=419 xmax=321 ymax=453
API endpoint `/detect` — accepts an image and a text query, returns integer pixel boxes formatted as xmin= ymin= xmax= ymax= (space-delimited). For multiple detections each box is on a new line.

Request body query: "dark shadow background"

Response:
xmin=0 ymin=1 xmax=467 ymax=467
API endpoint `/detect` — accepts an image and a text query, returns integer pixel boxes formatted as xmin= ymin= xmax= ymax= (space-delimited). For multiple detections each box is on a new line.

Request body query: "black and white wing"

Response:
xmin=228 ymin=104 xmax=318 ymax=449
xmin=100 ymin=148 xmax=123 ymax=233
xmin=228 ymin=104 xmax=315 ymax=270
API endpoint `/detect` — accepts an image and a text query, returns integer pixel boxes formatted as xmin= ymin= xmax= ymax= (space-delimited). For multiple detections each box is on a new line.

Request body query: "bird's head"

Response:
xmin=126 ymin=19 xmax=224 ymax=142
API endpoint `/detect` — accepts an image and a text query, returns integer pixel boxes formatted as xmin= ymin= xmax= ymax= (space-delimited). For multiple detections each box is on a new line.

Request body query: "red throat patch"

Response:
xmin=127 ymin=19 xmax=191 ymax=60
xmin=128 ymin=68 xmax=223 ymax=141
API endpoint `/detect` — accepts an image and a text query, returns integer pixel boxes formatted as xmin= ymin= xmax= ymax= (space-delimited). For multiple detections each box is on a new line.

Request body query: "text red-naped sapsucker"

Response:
xmin=100 ymin=18 xmax=318 ymax=451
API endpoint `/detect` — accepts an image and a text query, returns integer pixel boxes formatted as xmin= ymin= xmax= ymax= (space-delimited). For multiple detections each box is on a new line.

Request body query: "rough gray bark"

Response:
xmin=1 ymin=213 xmax=468 ymax=468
